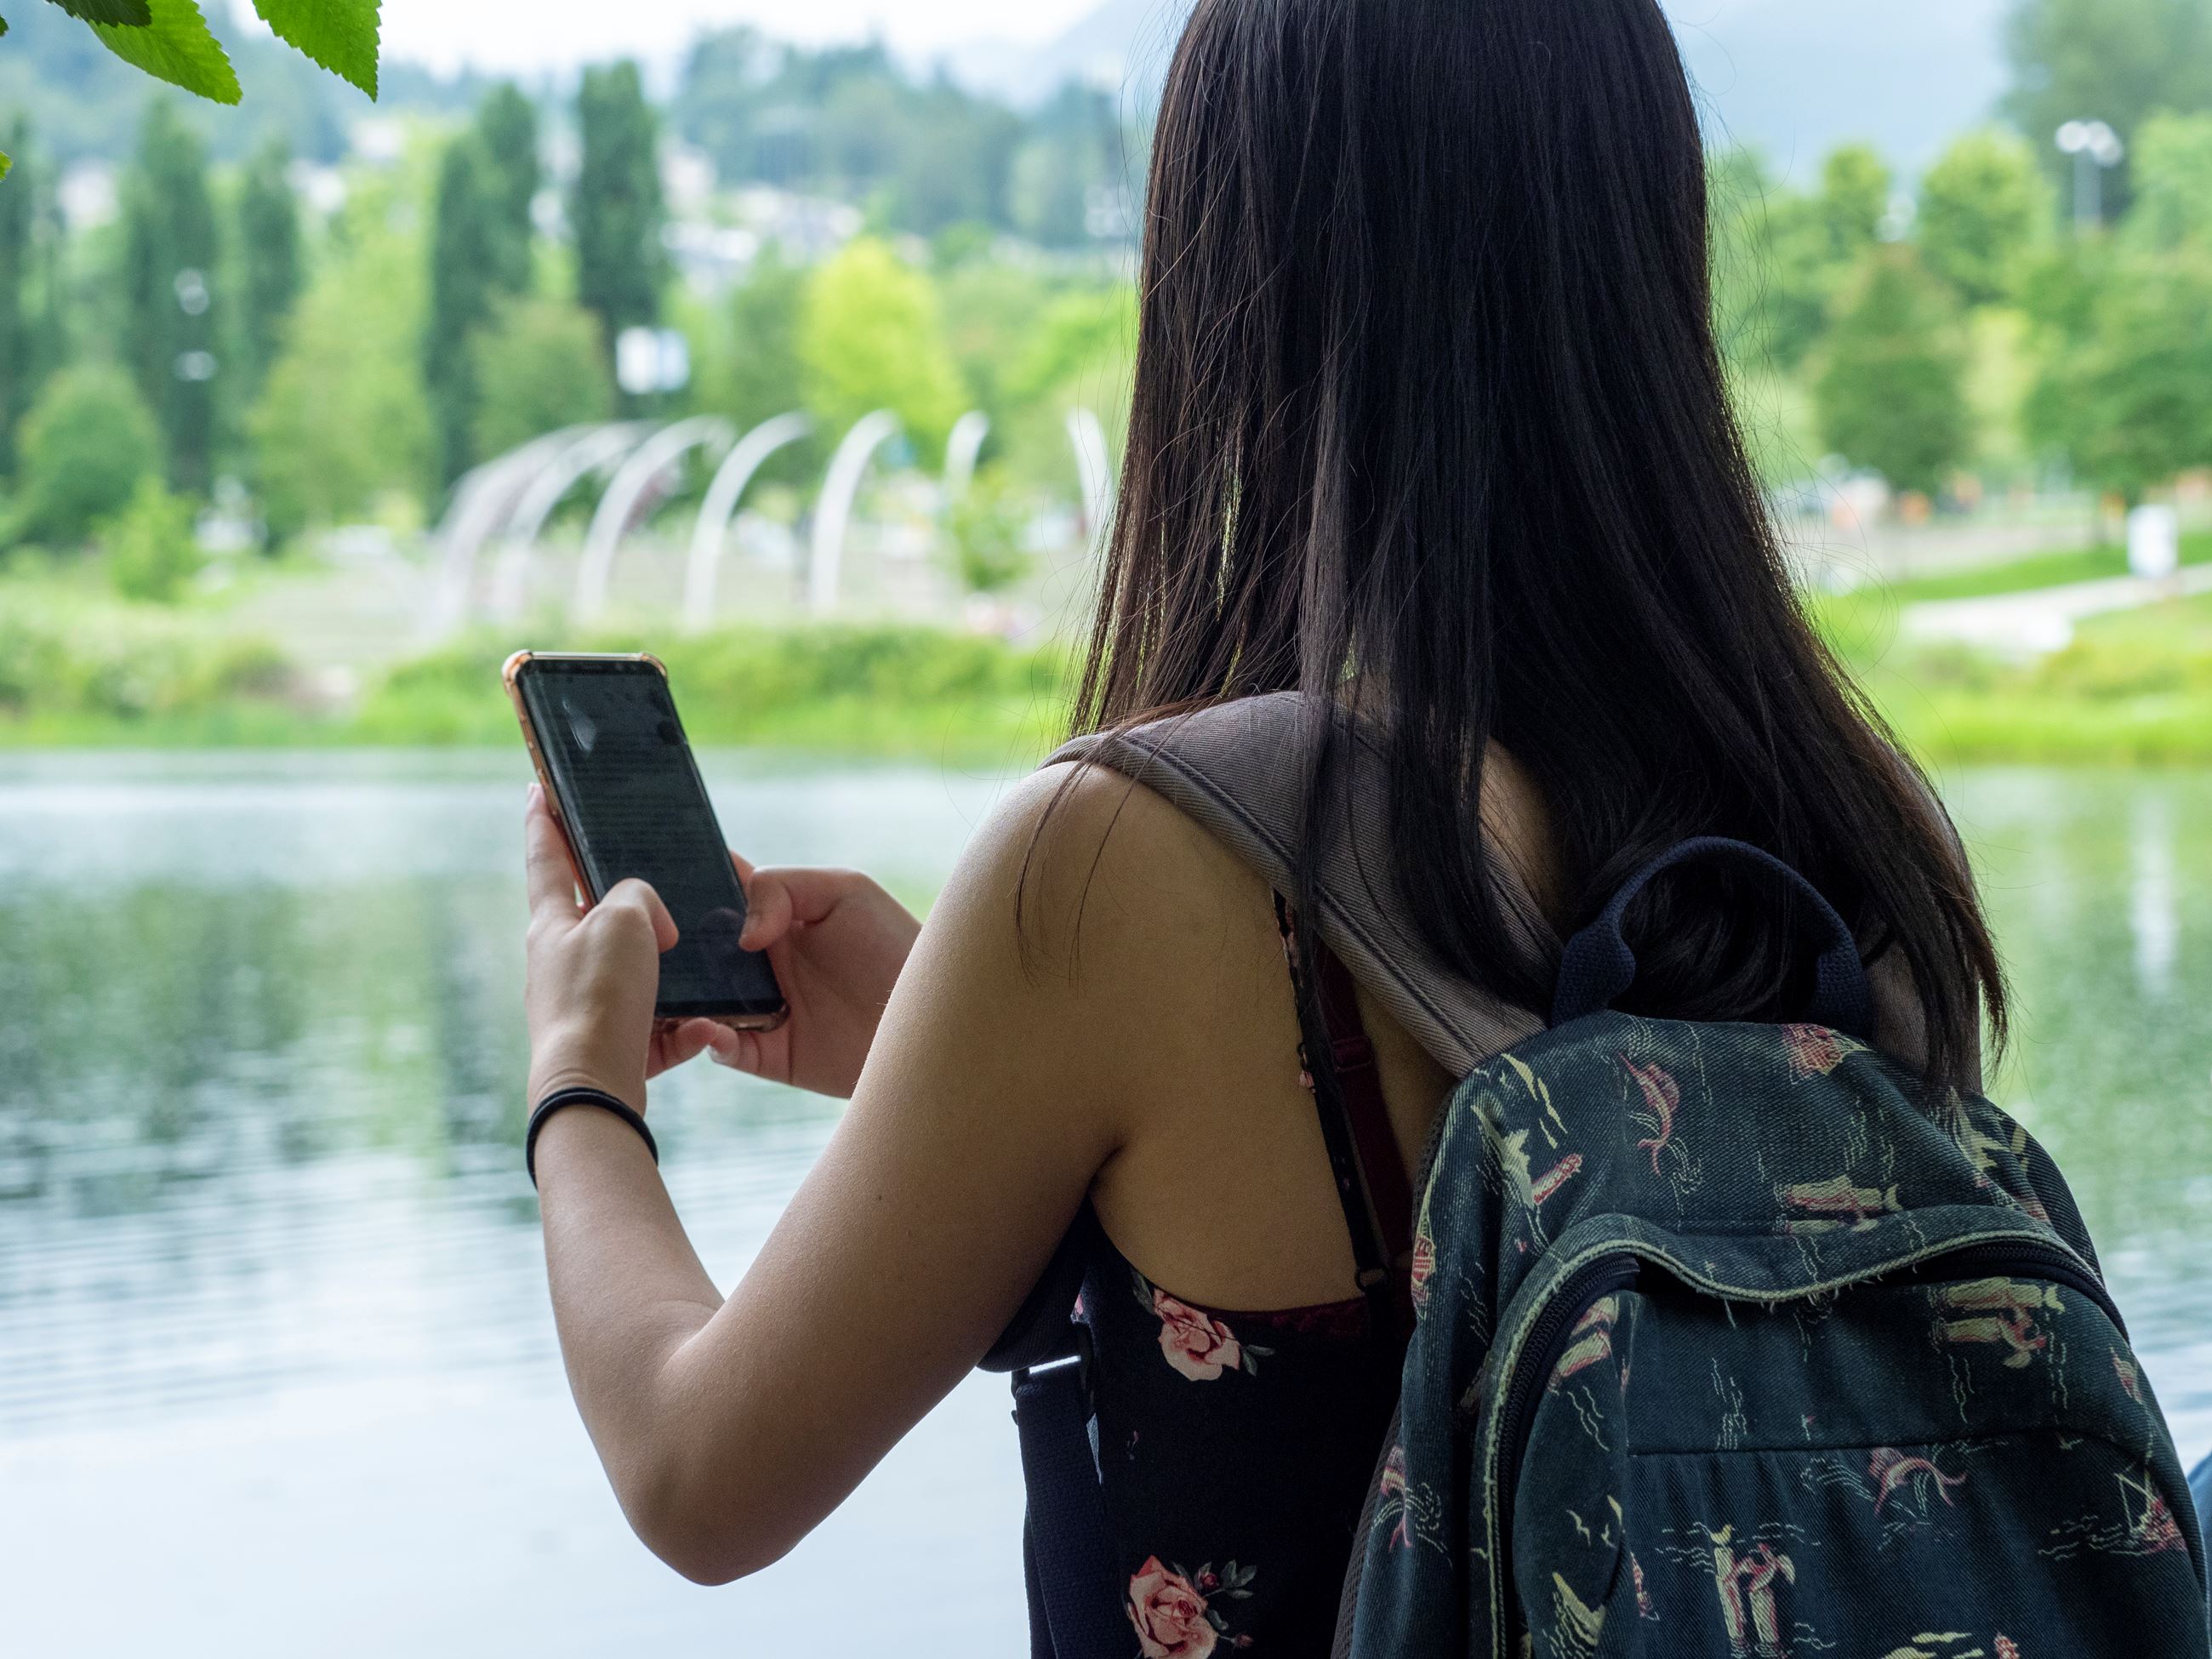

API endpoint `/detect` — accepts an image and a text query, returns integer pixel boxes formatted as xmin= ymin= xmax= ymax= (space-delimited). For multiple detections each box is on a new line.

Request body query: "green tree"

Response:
xmin=119 ymin=99 xmax=221 ymax=494
xmin=1818 ymin=144 xmax=1894 ymax=265
xmin=104 ymin=476 xmax=203 ymax=603
xmin=1707 ymin=147 xmax=1835 ymax=374
xmin=14 ymin=364 xmax=162 ymax=545
xmin=724 ymin=246 xmax=806 ymax=426
xmin=1918 ymin=129 xmax=2049 ymax=306
xmin=232 ymin=134 xmax=303 ymax=408
xmin=251 ymin=183 xmax=430 ymax=540
xmin=425 ymin=134 xmax=499 ymax=489
xmin=471 ymin=297 xmax=612 ymax=459
xmin=474 ymin=83 xmax=541 ymax=297
xmin=796 ymin=236 xmax=966 ymax=458
xmin=1814 ymin=247 xmax=1972 ymax=496
xmin=2027 ymin=247 xmax=2212 ymax=499
xmin=2004 ymin=0 xmax=2212 ymax=211
xmin=945 ymin=465 xmax=1028 ymax=594
xmin=573 ymin=62 xmax=666 ymax=368
xmin=2124 ymin=112 xmax=2212 ymax=250
xmin=0 ymin=118 xmax=38 ymax=478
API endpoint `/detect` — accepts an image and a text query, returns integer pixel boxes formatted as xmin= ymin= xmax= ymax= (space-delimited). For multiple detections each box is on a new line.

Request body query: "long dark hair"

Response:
xmin=1064 ymin=0 xmax=2004 ymax=1086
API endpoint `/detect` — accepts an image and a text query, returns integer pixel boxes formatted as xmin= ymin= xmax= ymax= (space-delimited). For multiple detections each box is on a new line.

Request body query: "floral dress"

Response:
xmin=1070 ymin=899 xmax=1412 ymax=1658
xmin=1075 ymin=1232 xmax=1406 ymax=1656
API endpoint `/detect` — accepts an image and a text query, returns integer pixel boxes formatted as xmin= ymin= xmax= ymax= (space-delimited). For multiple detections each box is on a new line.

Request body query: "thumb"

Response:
xmin=738 ymin=869 xmax=795 ymax=952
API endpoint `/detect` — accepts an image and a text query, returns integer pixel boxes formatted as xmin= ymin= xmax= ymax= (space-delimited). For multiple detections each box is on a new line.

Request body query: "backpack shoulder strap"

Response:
xmin=1046 ymin=693 xmax=1547 ymax=1075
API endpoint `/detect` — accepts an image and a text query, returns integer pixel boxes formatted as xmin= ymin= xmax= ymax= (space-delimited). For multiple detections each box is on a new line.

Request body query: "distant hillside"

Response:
xmin=947 ymin=0 xmax=2015 ymax=177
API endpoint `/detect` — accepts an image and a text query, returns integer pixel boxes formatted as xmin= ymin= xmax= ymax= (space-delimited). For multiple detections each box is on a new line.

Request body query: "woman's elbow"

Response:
xmin=623 ymin=1457 xmax=796 ymax=1587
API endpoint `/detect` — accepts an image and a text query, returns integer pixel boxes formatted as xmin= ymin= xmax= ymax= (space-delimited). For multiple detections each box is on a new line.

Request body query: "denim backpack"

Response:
xmin=1338 ymin=838 xmax=2209 ymax=1658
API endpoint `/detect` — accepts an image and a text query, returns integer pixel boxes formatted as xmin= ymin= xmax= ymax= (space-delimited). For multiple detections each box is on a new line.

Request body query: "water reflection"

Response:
xmin=0 ymin=753 xmax=2207 ymax=1655
xmin=0 ymin=750 xmax=1025 ymax=1655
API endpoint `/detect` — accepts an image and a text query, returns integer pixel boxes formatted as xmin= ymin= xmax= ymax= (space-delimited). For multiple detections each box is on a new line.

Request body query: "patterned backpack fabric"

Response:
xmin=1339 ymin=841 xmax=2209 ymax=1658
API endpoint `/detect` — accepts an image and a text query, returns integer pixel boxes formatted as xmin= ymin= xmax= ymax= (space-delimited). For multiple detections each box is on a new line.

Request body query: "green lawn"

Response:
xmin=3 ymin=544 xmax=2209 ymax=767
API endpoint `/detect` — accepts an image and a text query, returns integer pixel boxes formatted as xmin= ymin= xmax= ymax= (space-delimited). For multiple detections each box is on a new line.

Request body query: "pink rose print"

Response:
xmin=1127 ymin=1558 xmax=1256 ymax=1655
xmin=1409 ymin=1233 xmax=1436 ymax=1313
xmin=1127 ymin=1558 xmax=1216 ymax=1659
xmin=1154 ymin=1289 xmax=1245 ymax=1381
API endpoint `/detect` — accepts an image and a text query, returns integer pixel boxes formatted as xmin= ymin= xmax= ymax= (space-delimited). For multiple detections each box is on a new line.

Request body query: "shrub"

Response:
xmin=103 ymin=479 xmax=203 ymax=604
xmin=14 ymin=366 xmax=162 ymax=546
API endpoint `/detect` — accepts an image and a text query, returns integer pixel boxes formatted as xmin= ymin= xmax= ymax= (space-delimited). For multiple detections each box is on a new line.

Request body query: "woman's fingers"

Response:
xmin=653 ymin=1018 xmax=725 ymax=1076
xmin=523 ymin=785 xmax=584 ymax=933
xmin=701 ymin=1022 xmax=778 ymax=1081
xmin=603 ymin=878 xmax=680 ymax=952
xmin=735 ymin=864 xmax=864 ymax=950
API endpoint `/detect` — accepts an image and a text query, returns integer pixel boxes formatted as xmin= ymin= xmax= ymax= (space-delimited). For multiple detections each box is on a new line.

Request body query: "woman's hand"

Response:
xmin=701 ymin=858 xmax=921 ymax=1098
xmin=522 ymin=785 xmax=727 ymax=1112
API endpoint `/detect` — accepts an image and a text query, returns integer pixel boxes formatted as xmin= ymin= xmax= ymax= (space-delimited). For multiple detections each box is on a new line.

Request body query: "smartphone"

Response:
xmin=505 ymin=651 xmax=787 ymax=1029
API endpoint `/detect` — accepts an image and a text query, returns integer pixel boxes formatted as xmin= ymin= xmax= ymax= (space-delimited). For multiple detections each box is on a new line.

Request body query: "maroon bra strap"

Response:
xmin=1274 ymin=894 xmax=1418 ymax=1341
xmin=1312 ymin=943 xmax=1417 ymax=1275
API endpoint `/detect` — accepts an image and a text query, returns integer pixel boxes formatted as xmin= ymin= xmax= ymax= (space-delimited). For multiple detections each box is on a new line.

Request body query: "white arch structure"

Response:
xmin=426 ymin=427 xmax=586 ymax=637
xmin=1066 ymin=406 xmax=1113 ymax=559
xmin=572 ymin=415 xmax=737 ymax=623
xmin=681 ymin=412 xmax=813 ymax=634
xmin=943 ymin=410 xmax=989 ymax=505
xmin=807 ymin=409 xmax=901 ymax=616
xmin=488 ymin=422 xmax=652 ymax=624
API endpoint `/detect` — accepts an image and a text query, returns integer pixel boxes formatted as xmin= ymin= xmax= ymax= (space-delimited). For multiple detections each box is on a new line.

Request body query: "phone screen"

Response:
xmin=516 ymin=658 xmax=784 ymax=1019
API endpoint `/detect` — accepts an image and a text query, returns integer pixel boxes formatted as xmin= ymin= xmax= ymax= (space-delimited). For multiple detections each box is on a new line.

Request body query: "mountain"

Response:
xmin=944 ymin=0 xmax=2016 ymax=177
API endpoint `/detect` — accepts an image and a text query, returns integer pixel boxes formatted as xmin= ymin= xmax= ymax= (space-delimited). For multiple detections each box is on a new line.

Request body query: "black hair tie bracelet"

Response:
xmin=525 ymin=1086 xmax=658 ymax=1189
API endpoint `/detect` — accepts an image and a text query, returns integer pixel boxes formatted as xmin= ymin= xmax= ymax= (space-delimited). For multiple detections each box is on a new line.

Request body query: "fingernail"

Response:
xmin=525 ymin=782 xmax=543 ymax=809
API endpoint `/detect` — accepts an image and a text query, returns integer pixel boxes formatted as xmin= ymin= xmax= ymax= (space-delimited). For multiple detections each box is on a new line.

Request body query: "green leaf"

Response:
xmin=45 ymin=0 xmax=155 ymax=26
xmin=0 ymin=151 xmax=10 ymax=183
xmin=252 ymin=0 xmax=379 ymax=97
xmin=91 ymin=0 xmax=239 ymax=102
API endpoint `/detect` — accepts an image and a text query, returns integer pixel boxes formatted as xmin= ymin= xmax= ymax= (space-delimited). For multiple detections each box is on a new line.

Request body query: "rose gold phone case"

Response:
xmin=504 ymin=649 xmax=789 ymax=1033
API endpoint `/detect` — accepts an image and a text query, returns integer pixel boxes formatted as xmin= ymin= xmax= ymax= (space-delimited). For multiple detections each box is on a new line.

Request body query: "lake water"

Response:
xmin=1 ymin=753 xmax=2207 ymax=1656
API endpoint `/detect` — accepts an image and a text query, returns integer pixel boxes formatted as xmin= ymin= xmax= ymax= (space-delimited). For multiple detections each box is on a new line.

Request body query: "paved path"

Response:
xmin=1901 ymin=564 xmax=2212 ymax=654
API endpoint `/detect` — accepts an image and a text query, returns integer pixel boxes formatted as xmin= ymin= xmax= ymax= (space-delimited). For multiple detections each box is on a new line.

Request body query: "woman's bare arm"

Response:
xmin=526 ymin=762 xmax=1142 ymax=1583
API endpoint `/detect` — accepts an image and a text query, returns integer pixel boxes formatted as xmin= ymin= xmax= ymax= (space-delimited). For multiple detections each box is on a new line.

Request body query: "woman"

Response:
xmin=518 ymin=0 xmax=2005 ymax=1650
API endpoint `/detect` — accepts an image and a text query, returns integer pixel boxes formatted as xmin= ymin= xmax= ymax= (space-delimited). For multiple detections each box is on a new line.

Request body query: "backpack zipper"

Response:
xmin=1495 ymin=1236 xmax=2124 ymax=1636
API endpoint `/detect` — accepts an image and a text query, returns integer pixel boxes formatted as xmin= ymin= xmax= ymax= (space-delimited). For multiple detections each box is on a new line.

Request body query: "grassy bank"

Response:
xmin=1842 ymin=590 xmax=2212 ymax=767
xmin=2 ymin=555 xmax=2209 ymax=766
xmin=0 ymin=579 xmax=1072 ymax=761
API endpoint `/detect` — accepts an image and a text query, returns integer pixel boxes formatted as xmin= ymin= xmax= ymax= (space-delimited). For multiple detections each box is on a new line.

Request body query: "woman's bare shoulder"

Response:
xmin=947 ymin=758 xmax=1269 ymax=991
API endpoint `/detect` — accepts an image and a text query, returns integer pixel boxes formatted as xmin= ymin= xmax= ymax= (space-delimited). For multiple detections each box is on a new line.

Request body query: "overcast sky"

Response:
xmin=375 ymin=0 xmax=1115 ymax=77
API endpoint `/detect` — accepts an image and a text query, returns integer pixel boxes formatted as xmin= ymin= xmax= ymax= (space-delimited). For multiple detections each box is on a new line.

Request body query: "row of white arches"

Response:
xmin=427 ymin=407 xmax=1115 ymax=638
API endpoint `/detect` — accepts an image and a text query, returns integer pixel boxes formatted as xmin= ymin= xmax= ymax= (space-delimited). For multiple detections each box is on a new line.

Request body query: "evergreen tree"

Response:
xmin=1918 ymin=129 xmax=2049 ymax=307
xmin=233 ymin=134 xmax=303 ymax=408
xmin=474 ymin=83 xmax=541 ymax=298
xmin=425 ymin=134 xmax=499 ymax=488
xmin=0 ymin=118 xmax=37 ymax=480
xmin=573 ymin=61 xmax=667 ymax=373
xmin=1815 ymin=246 xmax=1972 ymax=497
xmin=119 ymin=100 xmax=221 ymax=495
